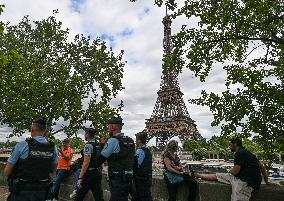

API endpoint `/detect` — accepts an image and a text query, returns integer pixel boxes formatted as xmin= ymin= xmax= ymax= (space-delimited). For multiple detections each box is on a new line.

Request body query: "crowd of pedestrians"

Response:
xmin=3 ymin=116 xmax=273 ymax=201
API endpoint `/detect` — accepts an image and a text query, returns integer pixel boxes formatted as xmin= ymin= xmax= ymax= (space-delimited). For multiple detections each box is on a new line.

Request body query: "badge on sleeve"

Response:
xmin=104 ymin=143 xmax=109 ymax=150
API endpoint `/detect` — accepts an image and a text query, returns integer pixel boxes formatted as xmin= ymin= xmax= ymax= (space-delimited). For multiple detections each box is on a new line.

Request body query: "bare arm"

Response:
xmin=59 ymin=149 xmax=72 ymax=161
xmin=230 ymin=165 xmax=241 ymax=176
xmin=79 ymin=155 xmax=91 ymax=180
xmin=4 ymin=163 xmax=14 ymax=177
xmin=164 ymin=157 xmax=183 ymax=174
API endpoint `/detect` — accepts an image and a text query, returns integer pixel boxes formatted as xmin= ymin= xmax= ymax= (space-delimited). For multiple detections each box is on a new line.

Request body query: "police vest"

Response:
xmin=107 ymin=135 xmax=135 ymax=174
xmin=82 ymin=141 xmax=101 ymax=170
xmin=12 ymin=138 xmax=54 ymax=182
xmin=134 ymin=147 xmax=152 ymax=178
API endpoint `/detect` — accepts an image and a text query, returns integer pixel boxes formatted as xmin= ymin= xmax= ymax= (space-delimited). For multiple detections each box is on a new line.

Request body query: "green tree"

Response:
xmin=183 ymin=136 xmax=266 ymax=161
xmin=7 ymin=141 xmax=17 ymax=148
xmin=0 ymin=5 xmax=22 ymax=74
xmin=70 ymin=136 xmax=85 ymax=150
xmin=207 ymin=136 xmax=233 ymax=160
xmin=0 ymin=142 xmax=5 ymax=148
xmin=183 ymin=139 xmax=208 ymax=160
xmin=0 ymin=12 xmax=124 ymax=137
xmin=51 ymin=138 xmax=62 ymax=148
xmin=150 ymin=0 xmax=284 ymax=160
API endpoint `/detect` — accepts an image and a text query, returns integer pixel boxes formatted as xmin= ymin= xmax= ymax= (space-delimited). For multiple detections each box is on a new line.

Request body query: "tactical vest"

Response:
xmin=83 ymin=141 xmax=101 ymax=170
xmin=134 ymin=147 xmax=152 ymax=178
xmin=78 ymin=149 xmax=84 ymax=166
xmin=12 ymin=138 xmax=54 ymax=182
xmin=107 ymin=135 xmax=135 ymax=175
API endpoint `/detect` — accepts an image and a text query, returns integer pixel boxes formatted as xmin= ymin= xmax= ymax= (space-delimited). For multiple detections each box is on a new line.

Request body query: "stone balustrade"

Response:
xmin=0 ymin=163 xmax=283 ymax=201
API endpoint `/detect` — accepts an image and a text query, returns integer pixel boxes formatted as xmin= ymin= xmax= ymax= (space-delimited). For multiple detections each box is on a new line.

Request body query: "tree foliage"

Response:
xmin=183 ymin=138 xmax=209 ymax=160
xmin=183 ymin=135 xmax=267 ymax=161
xmin=0 ymin=12 xmax=124 ymax=136
xmin=151 ymin=0 xmax=284 ymax=159
xmin=70 ymin=136 xmax=85 ymax=150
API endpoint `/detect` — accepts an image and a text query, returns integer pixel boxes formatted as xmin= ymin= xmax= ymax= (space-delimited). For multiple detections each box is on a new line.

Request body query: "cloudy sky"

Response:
xmin=0 ymin=0 xmax=227 ymax=141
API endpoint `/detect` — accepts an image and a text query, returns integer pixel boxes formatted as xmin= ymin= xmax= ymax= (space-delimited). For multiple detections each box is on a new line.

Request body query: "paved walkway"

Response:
xmin=0 ymin=186 xmax=9 ymax=201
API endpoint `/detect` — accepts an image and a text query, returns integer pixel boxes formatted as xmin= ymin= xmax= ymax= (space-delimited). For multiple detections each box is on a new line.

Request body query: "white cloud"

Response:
xmin=0 ymin=0 xmax=226 ymax=142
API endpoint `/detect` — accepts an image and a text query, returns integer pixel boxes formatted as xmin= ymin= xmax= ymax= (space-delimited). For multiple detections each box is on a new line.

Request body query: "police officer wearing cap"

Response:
xmin=132 ymin=132 xmax=153 ymax=201
xmin=4 ymin=117 xmax=58 ymax=201
xmin=75 ymin=128 xmax=104 ymax=201
xmin=96 ymin=117 xmax=135 ymax=201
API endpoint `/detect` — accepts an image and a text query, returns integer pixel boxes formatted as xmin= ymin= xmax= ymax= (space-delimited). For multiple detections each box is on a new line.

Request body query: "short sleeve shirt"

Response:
xmin=136 ymin=148 xmax=145 ymax=166
xmin=100 ymin=134 xmax=123 ymax=158
xmin=57 ymin=146 xmax=73 ymax=169
xmin=234 ymin=148 xmax=262 ymax=189
xmin=84 ymin=141 xmax=95 ymax=156
xmin=7 ymin=136 xmax=58 ymax=165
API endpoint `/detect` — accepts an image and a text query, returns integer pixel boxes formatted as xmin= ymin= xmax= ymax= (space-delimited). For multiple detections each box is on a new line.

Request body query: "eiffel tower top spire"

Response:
xmin=160 ymin=8 xmax=180 ymax=93
xmin=163 ymin=7 xmax=172 ymax=56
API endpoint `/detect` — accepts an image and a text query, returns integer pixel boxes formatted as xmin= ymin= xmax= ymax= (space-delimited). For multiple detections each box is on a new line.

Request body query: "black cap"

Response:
xmin=84 ymin=128 xmax=97 ymax=136
xmin=135 ymin=132 xmax=147 ymax=139
xmin=108 ymin=116 xmax=124 ymax=125
xmin=135 ymin=132 xmax=147 ymax=143
xmin=32 ymin=117 xmax=47 ymax=126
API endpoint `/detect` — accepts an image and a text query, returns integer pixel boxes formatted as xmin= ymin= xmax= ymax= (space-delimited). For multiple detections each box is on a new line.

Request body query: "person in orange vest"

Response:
xmin=49 ymin=139 xmax=73 ymax=201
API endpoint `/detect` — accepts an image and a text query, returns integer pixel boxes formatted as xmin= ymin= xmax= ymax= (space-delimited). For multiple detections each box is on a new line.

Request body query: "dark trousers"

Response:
xmin=7 ymin=191 xmax=47 ymax=201
xmin=75 ymin=171 xmax=104 ymax=201
xmin=132 ymin=177 xmax=152 ymax=201
xmin=164 ymin=174 xmax=197 ymax=201
xmin=109 ymin=174 xmax=132 ymax=201
xmin=51 ymin=169 xmax=69 ymax=199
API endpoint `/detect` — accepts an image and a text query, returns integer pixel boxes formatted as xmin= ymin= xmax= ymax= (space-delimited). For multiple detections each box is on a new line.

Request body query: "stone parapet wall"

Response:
xmin=0 ymin=163 xmax=283 ymax=201
xmin=58 ymin=172 xmax=284 ymax=201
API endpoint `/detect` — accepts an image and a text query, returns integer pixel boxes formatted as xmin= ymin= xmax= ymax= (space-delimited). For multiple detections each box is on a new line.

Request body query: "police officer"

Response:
xmin=132 ymin=132 xmax=152 ymax=201
xmin=4 ymin=117 xmax=58 ymax=201
xmin=97 ymin=117 xmax=135 ymax=201
xmin=75 ymin=128 xmax=104 ymax=201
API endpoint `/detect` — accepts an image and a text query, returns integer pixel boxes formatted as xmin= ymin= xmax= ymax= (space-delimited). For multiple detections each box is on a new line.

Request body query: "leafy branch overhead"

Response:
xmin=151 ymin=0 xmax=283 ymax=159
xmin=0 ymin=13 xmax=125 ymax=136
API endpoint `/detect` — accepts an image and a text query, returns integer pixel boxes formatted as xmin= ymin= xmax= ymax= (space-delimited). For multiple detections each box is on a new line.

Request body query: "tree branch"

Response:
xmin=202 ymin=36 xmax=284 ymax=45
xmin=50 ymin=125 xmax=82 ymax=135
xmin=51 ymin=128 xmax=66 ymax=135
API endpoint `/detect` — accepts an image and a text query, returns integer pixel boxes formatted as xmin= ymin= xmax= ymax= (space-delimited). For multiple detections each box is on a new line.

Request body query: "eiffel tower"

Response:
xmin=143 ymin=12 xmax=201 ymax=150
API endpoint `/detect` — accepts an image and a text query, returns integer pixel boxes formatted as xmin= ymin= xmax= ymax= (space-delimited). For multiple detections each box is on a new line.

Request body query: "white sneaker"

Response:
xmin=52 ymin=199 xmax=58 ymax=201
xmin=69 ymin=190 xmax=77 ymax=199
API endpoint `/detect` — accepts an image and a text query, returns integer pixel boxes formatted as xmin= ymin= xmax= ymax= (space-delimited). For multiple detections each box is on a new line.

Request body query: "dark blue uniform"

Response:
xmin=99 ymin=133 xmax=135 ymax=201
xmin=132 ymin=146 xmax=153 ymax=201
xmin=75 ymin=140 xmax=104 ymax=201
xmin=7 ymin=137 xmax=57 ymax=201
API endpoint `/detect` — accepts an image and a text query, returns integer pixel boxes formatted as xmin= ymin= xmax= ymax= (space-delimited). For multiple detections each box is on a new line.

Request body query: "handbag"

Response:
xmin=166 ymin=172 xmax=184 ymax=184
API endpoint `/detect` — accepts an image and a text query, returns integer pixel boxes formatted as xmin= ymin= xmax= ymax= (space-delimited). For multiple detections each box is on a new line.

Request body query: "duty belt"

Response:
xmin=8 ymin=178 xmax=51 ymax=192
xmin=88 ymin=167 xmax=102 ymax=171
xmin=112 ymin=170 xmax=133 ymax=175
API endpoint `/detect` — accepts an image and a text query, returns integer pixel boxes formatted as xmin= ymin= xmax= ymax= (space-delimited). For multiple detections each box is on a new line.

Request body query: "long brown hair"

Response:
xmin=161 ymin=140 xmax=179 ymax=161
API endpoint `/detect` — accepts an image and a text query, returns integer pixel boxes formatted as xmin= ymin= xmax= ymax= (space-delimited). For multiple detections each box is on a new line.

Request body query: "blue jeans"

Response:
xmin=51 ymin=169 xmax=69 ymax=199
xmin=74 ymin=169 xmax=81 ymax=192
